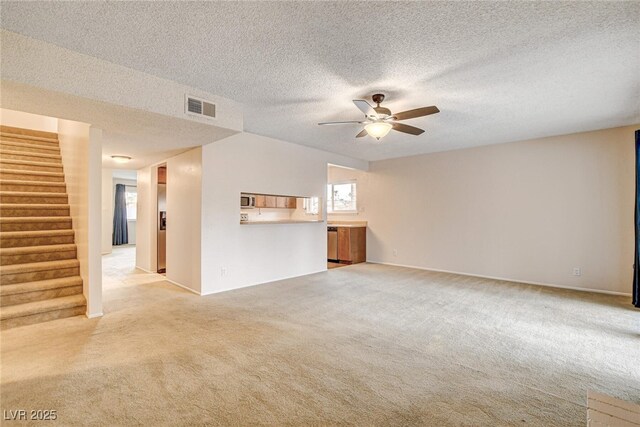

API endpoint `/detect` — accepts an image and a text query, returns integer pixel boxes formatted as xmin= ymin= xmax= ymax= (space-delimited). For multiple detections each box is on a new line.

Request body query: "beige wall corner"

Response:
xmin=135 ymin=166 xmax=154 ymax=272
xmin=101 ymin=168 xmax=113 ymax=255
xmin=135 ymin=148 xmax=202 ymax=293
xmin=166 ymin=147 xmax=202 ymax=293
xmin=58 ymin=120 xmax=103 ymax=317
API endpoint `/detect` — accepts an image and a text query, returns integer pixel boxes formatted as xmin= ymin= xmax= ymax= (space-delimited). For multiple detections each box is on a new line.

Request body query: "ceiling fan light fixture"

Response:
xmin=364 ymin=122 xmax=392 ymax=140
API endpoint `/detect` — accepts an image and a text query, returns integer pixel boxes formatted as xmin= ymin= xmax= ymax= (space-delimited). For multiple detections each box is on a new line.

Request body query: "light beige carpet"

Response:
xmin=1 ymin=247 xmax=638 ymax=425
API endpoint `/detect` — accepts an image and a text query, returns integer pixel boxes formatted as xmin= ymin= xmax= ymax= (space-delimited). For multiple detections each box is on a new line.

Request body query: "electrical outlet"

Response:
xmin=393 ymin=249 xmax=398 ymax=257
xmin=221 ymin=267 xmax=227 ymax=277
xmin=572 ymin=267 xmax=581 ymax=276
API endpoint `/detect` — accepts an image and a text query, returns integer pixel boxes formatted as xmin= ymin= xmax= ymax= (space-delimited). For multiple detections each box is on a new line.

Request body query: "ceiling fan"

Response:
xmin=318 ymin=93 xmax=439 ymax=140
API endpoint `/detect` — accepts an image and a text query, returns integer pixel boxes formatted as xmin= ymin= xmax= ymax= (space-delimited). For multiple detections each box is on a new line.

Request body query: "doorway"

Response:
xmin=157 ymin=165 xmax=166 ymax=274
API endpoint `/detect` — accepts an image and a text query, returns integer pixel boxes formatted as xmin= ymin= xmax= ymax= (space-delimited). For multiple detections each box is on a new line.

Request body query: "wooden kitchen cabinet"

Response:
xmin=255 ymin=195 xmax=267 ymax=208
xmin=337 ymin=226 xmax=366 ymax=264
xmin=276 ymin=196 xmax=297 ymax=208
xmin=253 ymin=194 xmax=298 ymax=209
xmin=265 ymin=195 xmax=277 ymax=208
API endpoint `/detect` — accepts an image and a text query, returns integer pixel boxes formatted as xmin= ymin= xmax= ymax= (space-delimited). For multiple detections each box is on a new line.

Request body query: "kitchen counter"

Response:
xmin=327 ymin=221 xmax=367 ymax=228
xmin=241 ymin=220 xmax=324 ymax=225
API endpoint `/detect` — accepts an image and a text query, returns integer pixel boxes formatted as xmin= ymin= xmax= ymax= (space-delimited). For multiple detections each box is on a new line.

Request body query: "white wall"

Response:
xmin=0 ymin=108 xmax=57 ymax=132
xmin=166 ymin=148 xmax=202 ymax=293
xmin=135 ymin=166 xmax=154 ymax=272
xmin=200 ymin=132 xmax=368 ymax=295
xmin=135 ymin=149 xmax=203 ymax=293
xmin=366 ymin=125 xmax=637 ymax=295
xmin=58 ymin=120 xmax=103 ymax=316
xmin=327 ymin=165 xmax=370 ymax=222
xmin=101 ymin=168 xmax=113 ymax=255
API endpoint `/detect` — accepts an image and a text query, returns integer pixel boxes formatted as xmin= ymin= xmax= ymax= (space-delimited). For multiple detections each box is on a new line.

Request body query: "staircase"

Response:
xmin=0 ymin=125 xmax=86 ymax=329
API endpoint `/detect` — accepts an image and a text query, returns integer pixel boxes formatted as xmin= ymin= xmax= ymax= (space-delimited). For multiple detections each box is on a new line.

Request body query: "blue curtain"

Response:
xmin=113 ymin=184 xmax=128 ymax=245
xmin=634 ymin=130 xmax=640 ymax=308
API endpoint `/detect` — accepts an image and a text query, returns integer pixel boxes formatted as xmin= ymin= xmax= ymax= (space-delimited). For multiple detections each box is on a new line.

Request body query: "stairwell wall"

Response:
xmin=0 ymin=108 xmax=58 ymax=133
xmin=58 ymin=120 xmax=103 ymax=317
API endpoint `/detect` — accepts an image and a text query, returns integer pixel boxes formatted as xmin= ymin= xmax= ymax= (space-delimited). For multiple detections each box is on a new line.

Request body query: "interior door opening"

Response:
xmin=157 ymin=165 xmax=166 ymax=274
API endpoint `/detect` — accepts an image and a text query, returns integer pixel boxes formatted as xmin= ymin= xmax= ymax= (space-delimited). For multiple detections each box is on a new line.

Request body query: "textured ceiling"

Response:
xmin=1 ymin=81 xmax=237 ymax=170
xmin=1 ymin=1 xmax=638 ymax=161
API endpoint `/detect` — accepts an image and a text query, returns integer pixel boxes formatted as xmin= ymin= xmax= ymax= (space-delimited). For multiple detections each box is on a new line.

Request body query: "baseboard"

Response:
xmin=86 ymin=311 xmax=103 ymax=319
xmin=163 ymin=278 xmax=201 ymax=295
xmin=134 ymin=266 xmax=201 ymax=295
xmin=369 ymin=261 xmax=632 ymax=297
xmin=200 ymin=268 xmax=327 ymax=296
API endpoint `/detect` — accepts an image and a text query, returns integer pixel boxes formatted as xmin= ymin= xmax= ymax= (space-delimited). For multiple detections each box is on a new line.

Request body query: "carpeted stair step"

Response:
xmin=0 ymin=136 xmax=59 ymax=148
xmin=0 ymin=126 xmax=59 ymax=144
xmin=0 ymin=191 xmax=68 ymax=204
xmin=0 ymin=216 xmax=72 ymax=232
xmin=0 ymin=258 xmax=80 ymax=285
xmin=0 ymin=149 xmax=62 ymax=163
xmin=0 ymin=140 xmax=60 ymax=155
xmin=1 ymin=243 xmax=77 ymax=266
xmin=0 ymin=159 xmax=63 ymax=173
xmin=0 ymin=203 xmax=70 ymax=217
xmin=0 ymin=229 xmax=74 ymax=248
xmin=0 ymin=276 xmax=83 ymax=306
xmin=0 ymin=169 xmax=65 ymax=182
xmin=0 ymin=293 xmax=86 ymax=330
xmin=0 ymin=129 xmax=58 ymax=142
xmin=0 ymin=180 xmax=66 ymax=193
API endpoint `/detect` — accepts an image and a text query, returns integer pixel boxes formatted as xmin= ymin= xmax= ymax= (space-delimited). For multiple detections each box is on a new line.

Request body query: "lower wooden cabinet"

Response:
xmin=337 ymin=227 xmax=366 ymax=264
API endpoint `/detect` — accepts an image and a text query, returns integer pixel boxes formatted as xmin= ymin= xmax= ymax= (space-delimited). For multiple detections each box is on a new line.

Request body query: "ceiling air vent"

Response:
xmin=185 ymin=95 xmax=216 ymax=119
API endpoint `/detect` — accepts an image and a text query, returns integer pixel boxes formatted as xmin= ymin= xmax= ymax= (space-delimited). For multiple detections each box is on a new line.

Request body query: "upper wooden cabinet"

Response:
xmin=265 ymin=195 xmax=277 ymax=208
xmin=251 ymin=194 xmax=298 ymax=209
xmin=255 ymin=195 xmax=267 ymax=208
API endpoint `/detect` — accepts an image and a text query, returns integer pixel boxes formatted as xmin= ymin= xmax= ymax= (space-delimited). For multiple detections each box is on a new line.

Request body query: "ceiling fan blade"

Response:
xmin=355 ymin=129 xmax=368 ymax=138
xmin=393 ymin=106 xmax=440 ymax=121
xmin=353 ymin=100 xmax=378 ymax=118
xmin=318 ymin=120 xmax=366 ymax=126
xmin=392 ymin=122 xmax=425 ymax=135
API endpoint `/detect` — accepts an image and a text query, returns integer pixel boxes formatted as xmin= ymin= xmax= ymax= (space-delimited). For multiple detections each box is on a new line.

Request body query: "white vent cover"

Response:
xmin=185 ymin=95 xmax=216 ymax=119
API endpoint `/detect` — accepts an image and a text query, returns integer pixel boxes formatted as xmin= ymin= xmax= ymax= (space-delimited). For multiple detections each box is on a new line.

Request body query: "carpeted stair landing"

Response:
xmin=0 ymin=125 xmax=86 ymax=329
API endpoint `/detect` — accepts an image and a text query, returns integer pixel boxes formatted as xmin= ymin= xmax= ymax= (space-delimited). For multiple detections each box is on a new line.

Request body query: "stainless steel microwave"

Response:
xmin=240 ymin=194 xmax=256 ymax=209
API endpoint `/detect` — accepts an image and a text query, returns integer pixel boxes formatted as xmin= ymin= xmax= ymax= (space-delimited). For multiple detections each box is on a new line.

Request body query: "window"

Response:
xmin=303 ymin=197 xmax=320 ymax=215
xmin=327 ymin=181 xmax=357 ymax=213
xmin=125 ymin=186 xmax=137 ymax=220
